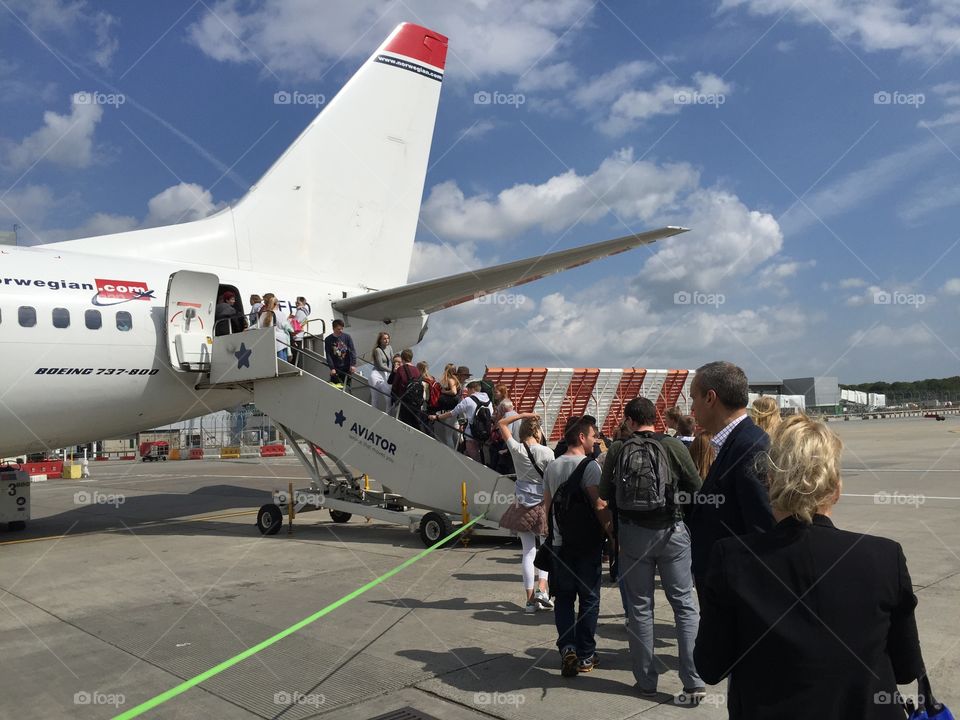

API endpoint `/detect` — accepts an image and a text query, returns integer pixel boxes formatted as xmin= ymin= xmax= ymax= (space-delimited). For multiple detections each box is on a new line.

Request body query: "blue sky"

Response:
xmin=1 ymin=0 xmax=959 ymax=383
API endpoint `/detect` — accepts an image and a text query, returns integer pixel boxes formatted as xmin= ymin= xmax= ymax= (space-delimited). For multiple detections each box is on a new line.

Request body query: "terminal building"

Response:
xmin=747 ymin=376 xmax=842 ymax=414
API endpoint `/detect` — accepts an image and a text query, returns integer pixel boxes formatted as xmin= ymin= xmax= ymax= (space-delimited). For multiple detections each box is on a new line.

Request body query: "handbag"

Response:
xmin=533 ymin=532 xmax=554 ymax=573
xmin=906 ymin=672 xmax=954 ymax=719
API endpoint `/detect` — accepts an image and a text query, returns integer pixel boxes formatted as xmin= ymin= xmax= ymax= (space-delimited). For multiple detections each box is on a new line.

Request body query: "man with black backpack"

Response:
xmin=389 ymin=349 xmax=422 ymax=430
xmin=600 ymin=397 xmax=704 ymax=701
xmin=428 ymin=380 xmax=492 ymax=463
xmin=543 ymin=416 xmax=614 ymax=678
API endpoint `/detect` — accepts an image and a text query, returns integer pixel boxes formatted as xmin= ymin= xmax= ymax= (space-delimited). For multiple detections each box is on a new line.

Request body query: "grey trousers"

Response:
xmin=618 ymin=520 xmax=703 ymax=691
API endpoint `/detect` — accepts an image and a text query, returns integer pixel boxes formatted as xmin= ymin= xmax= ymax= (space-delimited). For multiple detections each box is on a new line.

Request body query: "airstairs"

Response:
xmin=203 ymin=327 xmax=515 ymax=545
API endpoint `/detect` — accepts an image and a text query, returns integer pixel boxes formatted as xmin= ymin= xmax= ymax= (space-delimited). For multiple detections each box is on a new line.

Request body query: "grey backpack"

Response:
xmin=615 ymin=432 xmax=674 ymax=513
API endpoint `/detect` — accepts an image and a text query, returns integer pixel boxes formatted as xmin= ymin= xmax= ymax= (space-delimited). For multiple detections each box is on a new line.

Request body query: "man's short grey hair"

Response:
xmin=694 ymin=361 xmax=749 ymax=409
xmin=499 ymin=399 xmax=514 ymax=412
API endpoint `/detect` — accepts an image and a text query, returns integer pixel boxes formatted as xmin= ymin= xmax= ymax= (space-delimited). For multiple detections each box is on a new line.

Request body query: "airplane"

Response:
xmin=0 ymin=22 xmax=688 ymax=458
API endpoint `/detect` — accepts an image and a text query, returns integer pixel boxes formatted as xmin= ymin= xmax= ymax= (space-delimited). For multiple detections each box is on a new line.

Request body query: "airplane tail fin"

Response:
xmin=232 ymin=23 xmax=447 ymax=289
xmin=44 ymin=23 xmax=447 ymax=290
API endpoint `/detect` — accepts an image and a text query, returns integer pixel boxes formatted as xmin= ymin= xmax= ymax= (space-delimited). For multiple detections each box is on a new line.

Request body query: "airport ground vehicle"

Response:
xmin=139 ymin=441 xmax=169 ymax=462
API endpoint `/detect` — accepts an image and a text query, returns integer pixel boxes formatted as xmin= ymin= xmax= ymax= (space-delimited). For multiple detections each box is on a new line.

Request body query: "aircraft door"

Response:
xmin=165 ymin=271 xmax=219 ymax=372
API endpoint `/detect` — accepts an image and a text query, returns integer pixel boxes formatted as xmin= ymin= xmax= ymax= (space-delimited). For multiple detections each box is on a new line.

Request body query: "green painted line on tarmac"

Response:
xmin=112 ymin=515 xmax=484 ymax=720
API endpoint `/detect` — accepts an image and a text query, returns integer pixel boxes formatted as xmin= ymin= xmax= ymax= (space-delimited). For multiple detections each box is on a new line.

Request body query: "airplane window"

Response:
xmin=85 ymin=309 xmax=102 ymax=330
xmin=18 ymin=306 xmax=36 ymax=327
xmin=116 ymin=311 xmax=132 ymax=332
xmin=52 ymin=307 xmax=70 ymax=329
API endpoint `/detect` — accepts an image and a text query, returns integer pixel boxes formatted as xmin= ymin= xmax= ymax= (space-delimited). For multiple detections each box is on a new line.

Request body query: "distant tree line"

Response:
xmin=841 ymin=376 xmax=960 ymax=404
xmin=841 ymin=376 xmax=960 ymax=394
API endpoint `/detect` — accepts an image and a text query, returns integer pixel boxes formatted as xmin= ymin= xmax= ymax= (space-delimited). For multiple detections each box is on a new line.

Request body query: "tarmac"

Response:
xmin=1 ymin=415 xmax=958 ymax=720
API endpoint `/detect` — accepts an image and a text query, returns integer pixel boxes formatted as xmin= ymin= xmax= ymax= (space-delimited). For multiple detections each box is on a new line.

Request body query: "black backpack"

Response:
xmin=615 ymin=431 xmax=674 ymax=515
xmin=551 ymin=457 xmax=604 ymax=553
xmin=399 ymin=367 xmax=423 ymax=410
xmin=469 ymin=396 xmax=493 ymax=441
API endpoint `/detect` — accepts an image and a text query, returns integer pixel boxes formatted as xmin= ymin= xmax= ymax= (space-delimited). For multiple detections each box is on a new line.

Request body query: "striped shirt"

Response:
xmin=711 ymin=413 xmax=749 ymax=452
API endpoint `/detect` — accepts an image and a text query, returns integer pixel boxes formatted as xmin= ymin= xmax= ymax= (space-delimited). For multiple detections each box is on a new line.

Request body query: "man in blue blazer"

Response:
xmin=686 ymin=361 xmax=775 ymax=589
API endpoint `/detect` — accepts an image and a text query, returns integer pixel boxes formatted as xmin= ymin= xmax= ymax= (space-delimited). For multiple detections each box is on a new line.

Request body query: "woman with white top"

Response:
xmin=370 ymin=332 xmax=394 ymax=413
xmin=257 ymin=295 xmax=293 ymax=361
xmin=290 ymin=296 xmax=310 ymax=367
xmin=248 ymin=294 xmax=263 ymax=327
xmin=496 ymin=411 xmax=555 ymax=614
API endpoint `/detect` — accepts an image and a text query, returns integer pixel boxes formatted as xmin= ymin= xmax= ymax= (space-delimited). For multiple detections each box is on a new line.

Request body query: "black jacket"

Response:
xmin=694 ymin=515 xmax=923 ymax=719
xmin=687 ymin=415 xmax=774 ymax=580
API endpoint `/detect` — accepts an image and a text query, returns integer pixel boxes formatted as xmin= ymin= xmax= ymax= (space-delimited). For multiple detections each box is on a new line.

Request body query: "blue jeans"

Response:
xmin=552 ymin=544 xmax=602 ymax=659
xmin=277 ymin=348 xmax=288 ymax=361
xmin=619 ymin=520 xmax=702 ymax=690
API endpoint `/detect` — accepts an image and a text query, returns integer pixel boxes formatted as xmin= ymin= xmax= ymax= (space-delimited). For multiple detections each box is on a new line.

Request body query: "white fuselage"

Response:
xmin=0 ymin=245 xmax=424 ymax=456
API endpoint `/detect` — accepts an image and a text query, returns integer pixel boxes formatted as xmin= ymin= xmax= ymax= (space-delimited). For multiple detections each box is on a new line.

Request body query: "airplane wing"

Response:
xmin=332 ymin=226 xmax=689 ymax=321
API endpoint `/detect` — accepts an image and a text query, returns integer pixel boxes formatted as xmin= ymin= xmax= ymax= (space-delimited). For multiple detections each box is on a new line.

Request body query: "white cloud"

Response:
xmin=918 ymin=81 xmax=960 ymax=128
xmin=3 ymin=1 xmax=119 ymax=69
xmin=755 ymin=258 xmax=816 ymax=289
xmin=9 ymin=182 xmax=223 ymax=244
xmin=0 ymin=60 xmax=59 ymax=105
xmin=845 ymin=284 xmax=885 ymax=306
xmin=839 ymin=277 xmax=868 ymax=288
xmin=720 ymin=0 xmax=960 ymax=61
xmin=187 ymin=0 xmax=596 ymax=80
xmin=459 ymin=119 xmax=496 ymax=142
xmin=68 ymin=212 xmax=138 ymax=238
xmin=942 ymin=278 xmax=960 ymax=295
xmin=408 ymin=241 xmax=489 ymax=282
xmin=849 ymin=324 xmax=935 ymax=348
xmin=516 ymin=61 xmax=577 ymax=92
xmin=570 ymin=60 xmax=656 ymax=108
xmin=898 ymin=177 xmax=960 ymax=223
xmin=779 ymin=135 xmax=944 ymax=236
xmin=638 ymin=188 xmax=783 ymax=293
xmin=597 ymin=72 xmax=731 ymax=136
xmin=416 ymin=272 xmax=810 ymax=370
xmin=0 ymin=185 xmax=59 ymax=239
xmin=144 ymin=182 xmax=223 ymax=227
xmin=422 ymin=148 xmax=699 ymax=242
xmin=2 ymin=92 xmax=104 ymax=170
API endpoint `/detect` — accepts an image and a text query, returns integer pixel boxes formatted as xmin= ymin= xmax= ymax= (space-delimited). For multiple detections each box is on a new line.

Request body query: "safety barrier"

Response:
xmin=485 ymin=366 xmax=696 ymax=438
xmin=259 ymin=444 xmax=287 ymax=457
xmin=22 ymin=460 xmax=63 ymax=479
xmin=188 ymin=448 xmax=204 ymax=460
xmin=220 ymin=446 xmax=241 ymax=459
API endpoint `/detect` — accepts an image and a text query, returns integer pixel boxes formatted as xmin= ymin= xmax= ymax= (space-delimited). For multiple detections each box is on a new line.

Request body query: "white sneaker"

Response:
xmin=524 ymin=600 xmax=537 ymax=614
xmin=534 ymin=590 xmax=554 ymax=609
